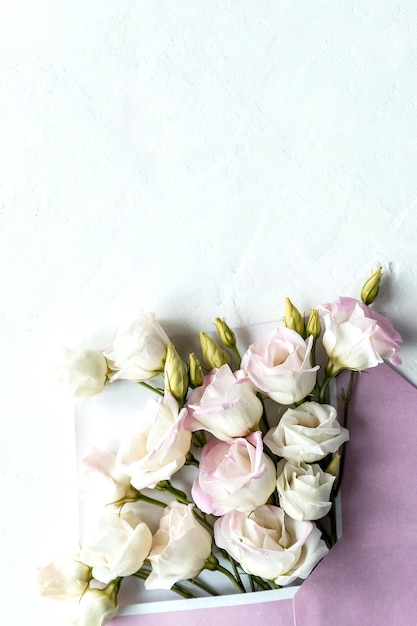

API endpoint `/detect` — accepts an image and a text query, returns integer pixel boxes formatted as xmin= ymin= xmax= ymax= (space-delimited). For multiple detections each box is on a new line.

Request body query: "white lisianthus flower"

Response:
xmin=145 ymin=502 xmax=212 ymax=590
xmin=318 ymin=297 xmax=402 ymax=375
xmin=79 ymin=448 xmax=132 ymax=507
xmin=264 ymin=401 xmax=349 ymax=463
xmin=80 ymin=508 xmax=152 ymax=584
xmin=70 ymin=587 xmax=118 ymax=626
xmin=276 ymin=459 xmax=335 ymax=521
xmin=37 ymin=554 xmax=91 ymax=600
xmin=56 ymin=348 xmax=108 ymax=401
xmin=241 ymin=327 xmax=319 ymax=405
xmin=104 ymin=311 xmax=169 ymax=382
xmin=117 ymin=392 xmax=192 ymax=490
xmin=184 ymin=364 xmax=263 ymax=441
xmin=214 ymin=504 xmax=328 ymax=586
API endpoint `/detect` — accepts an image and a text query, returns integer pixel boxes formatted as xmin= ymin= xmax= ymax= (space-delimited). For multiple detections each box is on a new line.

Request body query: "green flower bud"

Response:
xmin=325 ymin=453 xmax=341 ymax=478
xmin=189 ymin=352 xmax=204 ymax=388
xmin=361 ymin=266 xmax=383 ymax=305
xmin=199 ymin=331 xmax=231 ymax=370
xmin=214 ymin=317 xmax=236 ymax=349
xmin=164 ymin=343 xmax=188 ymax=405
xmin=306 ymin=308 xmax=321 ymax=340
xmin=284 ymin=297 xmax=305 ymax=337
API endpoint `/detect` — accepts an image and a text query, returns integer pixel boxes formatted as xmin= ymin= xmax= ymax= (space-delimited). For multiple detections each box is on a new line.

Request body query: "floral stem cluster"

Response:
xmin=40 ymin=268 xmax=401 ymax=625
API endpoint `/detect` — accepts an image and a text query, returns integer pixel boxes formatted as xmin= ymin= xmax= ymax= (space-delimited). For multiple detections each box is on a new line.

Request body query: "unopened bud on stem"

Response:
xmin=164 ymin=344 xmax=188 ymax=405
xmin=361 ymin=266 xmax=383 ymax=305
xmin=306 ymin=309 xmax=321 ymax=340
xmin=284 ymin=298 xmax=305 ymax=337
xmin=189 ymin=353 xmax=204 ymax=388
xmin=199 ymin=332 xmax=231 ymax=370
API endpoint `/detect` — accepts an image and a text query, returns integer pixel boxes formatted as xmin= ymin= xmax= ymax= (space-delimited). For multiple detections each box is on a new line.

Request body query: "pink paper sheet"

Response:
xmin=109 ymin=364 xmax=417 ymax=625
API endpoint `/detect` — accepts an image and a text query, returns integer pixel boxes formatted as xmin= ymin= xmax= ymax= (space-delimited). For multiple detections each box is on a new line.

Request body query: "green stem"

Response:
xmin=187 ymin=576 xmax=219 ymax=596
xmin=231 ymin=345 xmax=242 ymax=367
xmin=225 ymin=553 xmax=245 ymax=591
xmin=109 ymin=490 xmax=168 ymax=510
xmin=318 ymin=373 xmax=332 ymax=403
xmin=205 ymin=555 xmax=246 ymax=593
xmin=156 ymin=480 xmax=193 ymax=505
xmin=257 ymin=393 xmax=270 ymax=433
xmin=193 ymin=509 xmax=214 ymax=532
xmin=333 ymin=370 xmax=356 ymax=496
xmin=139 ymin=381 xmax=164 ymax=396
xmin=214 ymin=563 xmax=246 ymax=593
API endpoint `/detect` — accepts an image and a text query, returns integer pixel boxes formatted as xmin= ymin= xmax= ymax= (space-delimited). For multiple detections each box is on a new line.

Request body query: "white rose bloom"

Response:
xmin=80 ymin=508 xmax=152 ymax=584
xmin=56 ymin=348 xmax=108 ymax=401
xmin=70 ymin=587 xmax=118 ymax=626
xmin=264 ymin=401 xmax=349 ymax=463
xmin=214 ymin=504 xmax=328 ymax=586
xmin=117 ymin=393 xmax=191 ymax=490
xmin=37 ymin=554 xmax=91 ymax=600
xmin=145 ymin=502 xmax=212 ymax=590
xmin=104 ymin=311 xmax=169 ymax=382
xmin=276 ymin=459 xmax=335 ymax=521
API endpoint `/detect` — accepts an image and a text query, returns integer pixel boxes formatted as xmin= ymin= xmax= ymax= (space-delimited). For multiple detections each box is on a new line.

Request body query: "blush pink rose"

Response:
xmin=214 ymin=504 xmax=328 ymax=586
xmin=191 ymin=432 xmax=276 ymax=516
xmin=318 ymin=297 xmax=402 ymax=375
xmin=241 ymin=327 xmax=319 ymax=405
xmin=184 ymin=364 xmax=263 ymax=441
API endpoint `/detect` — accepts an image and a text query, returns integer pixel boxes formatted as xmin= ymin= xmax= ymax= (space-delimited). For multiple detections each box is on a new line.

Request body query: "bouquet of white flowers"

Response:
xmin=38 ymin=267 xmax=401 ymax=626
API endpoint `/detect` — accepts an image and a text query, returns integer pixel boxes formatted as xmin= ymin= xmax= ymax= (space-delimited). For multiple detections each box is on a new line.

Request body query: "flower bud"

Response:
xmin=325 ymin=453 xmax=341 ymax=478
xmin=164 ymin=344 xmax=188 ymax=405
xmin=199 ymin=332 xmax=231 ymax=371
xmin=284 ymin=298 xmax=305 ymax=337
xmin=306 ymin=309 xmax=321 ymax=340
xmin=214 ymin=317 xmax=236 ymax=349
xmin=189 ymin=352 xmax=203 ymax=388
xmin=361 ymin=266 xmax=383 ymax=305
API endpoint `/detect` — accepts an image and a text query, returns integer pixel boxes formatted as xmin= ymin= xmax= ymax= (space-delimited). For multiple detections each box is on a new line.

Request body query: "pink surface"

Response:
xmin=110 ymin=364 xmax=417 ymax=625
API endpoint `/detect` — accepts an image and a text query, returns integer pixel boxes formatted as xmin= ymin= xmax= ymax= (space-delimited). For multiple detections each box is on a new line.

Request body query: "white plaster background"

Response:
xmin=1 ymin=1 xmax=417 ymax=624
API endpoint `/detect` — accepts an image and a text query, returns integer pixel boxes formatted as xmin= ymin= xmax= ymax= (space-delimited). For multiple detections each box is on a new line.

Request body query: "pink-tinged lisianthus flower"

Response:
xmin=275 ymin=459 xmax=335 ymax=521
xmin=79 ymin=448 xmax=132 ymax=507
xmin=318 ymin=296 xmax=402 ymax=375
xmin=80 ymin=508 xmax=152 ymax=585
xmin=240 ymin=327 xmax=319 ymax=405
xmin=264 ymin=401 xmax=349 ymax=463
xmin=145 ymin=502 xmax=212 ymax=590
xmin=117 ymin=392 xmax=192 ymax=490
xmin=214 ymin=504 xmax=328 ymax=586
xmin=191 ymin=432 xmax=276 ymax=515
xmin=184 ymin=364 xmax=263 ymax=441
xmin=104 ymin=311 xmax=170 ymax=382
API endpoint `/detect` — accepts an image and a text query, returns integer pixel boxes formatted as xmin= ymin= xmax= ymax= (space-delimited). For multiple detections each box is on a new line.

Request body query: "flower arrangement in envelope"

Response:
xmin=38 ymin=267 xmax=402 ymax=625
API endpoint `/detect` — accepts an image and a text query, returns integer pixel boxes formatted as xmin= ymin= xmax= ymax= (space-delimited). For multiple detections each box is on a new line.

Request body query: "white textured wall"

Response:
xmin=2 ymin=2 xmax=417 ymax=624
